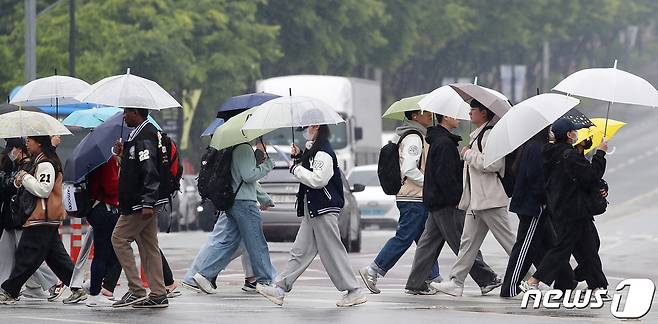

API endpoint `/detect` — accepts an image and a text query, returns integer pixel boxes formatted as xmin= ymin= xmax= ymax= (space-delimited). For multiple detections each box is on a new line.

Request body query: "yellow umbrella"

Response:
xmin=382 ymin=94 xmax=426 ymax=120
xmin=575 ymin=118 xmax=626 ymax=153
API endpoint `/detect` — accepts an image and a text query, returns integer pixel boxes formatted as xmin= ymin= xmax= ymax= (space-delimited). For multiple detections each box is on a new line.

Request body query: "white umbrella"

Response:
xmin=553 ymin=60 xmax=658 ymax=135
xmin=241 ymin=96 xmax=345 ymax=130
xmin=0 ymin=110 xmax=72 ymax=138
xmin=10 ymin=75 xmax=91 ymax=107
xmin=418 ymin=85 xmax=471 ymax=120
xmin=483 ymin=93 xmax=580 ymax=168
xmin=75 ymin=68 xmax=181 ymax=110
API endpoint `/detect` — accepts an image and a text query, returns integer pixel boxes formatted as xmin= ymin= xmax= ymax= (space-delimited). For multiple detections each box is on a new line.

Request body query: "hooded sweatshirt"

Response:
xmin=393 ymin=120 xmax=429 ymax=202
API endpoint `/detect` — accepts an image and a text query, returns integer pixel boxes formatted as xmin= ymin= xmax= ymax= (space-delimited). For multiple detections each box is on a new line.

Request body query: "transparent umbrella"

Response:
xmin=483 ymin=93 xmax=580 ymax=167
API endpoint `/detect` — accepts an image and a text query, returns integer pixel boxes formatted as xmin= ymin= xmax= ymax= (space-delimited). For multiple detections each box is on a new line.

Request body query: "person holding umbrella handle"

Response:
xmin=257 ymin=124 xmax=367 ymax=307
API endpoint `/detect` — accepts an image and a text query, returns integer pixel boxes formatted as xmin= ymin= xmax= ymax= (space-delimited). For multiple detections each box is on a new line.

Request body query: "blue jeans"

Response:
xmin=196 ymin=200 xmax=275 ymax=284
xmin=184 ymin=212 xmax=277 ymax=284
xmin=372 ymin=201 xmax=439 ymax=279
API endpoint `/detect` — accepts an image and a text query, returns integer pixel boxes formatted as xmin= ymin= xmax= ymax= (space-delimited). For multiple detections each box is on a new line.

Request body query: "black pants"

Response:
xmin=101 ymin=249 xmax=174 ymax=292
xmin=1 ymin=226 xmax=73 ymax=298
xmin=500 ymin=211 xmax=576 ymax=297
xmin=573 ymin=220 xmax=608 ymax=288
xmin=86 ymin=204 xmax=120 ymax=296
xmin=533 ymin=218 xmax=607 ymax=289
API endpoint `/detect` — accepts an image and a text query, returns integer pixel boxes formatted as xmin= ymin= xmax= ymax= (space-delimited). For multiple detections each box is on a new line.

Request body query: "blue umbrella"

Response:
xmin=201 ymin=118 xmax=224 ymax=137
xmin=63 ymin=112 xmax=160 ymax=183
xmin=63 ymin=108 xmax=163 ymax=129
xmin=217 ymin=92 xmax=280 ymax=119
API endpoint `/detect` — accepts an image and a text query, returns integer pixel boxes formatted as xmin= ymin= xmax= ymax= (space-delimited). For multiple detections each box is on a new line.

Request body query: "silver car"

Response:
xmin=259 ymin=148 xmax=365 ymax=252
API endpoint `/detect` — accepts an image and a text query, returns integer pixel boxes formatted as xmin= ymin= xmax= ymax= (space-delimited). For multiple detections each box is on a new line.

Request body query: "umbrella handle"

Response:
xmin=604 ymin=101 xmax=612 ymax=137
xmin=259 ymin=136 xmax=269 ymax=159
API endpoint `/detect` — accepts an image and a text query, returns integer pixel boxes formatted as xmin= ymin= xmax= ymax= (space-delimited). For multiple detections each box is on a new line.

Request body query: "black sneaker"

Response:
xmin=242 ymin=279 xmax=257 ymax=292
xmin=112 ymin=291 xmax=147 ymax=308
xmin=132 ymin=295 xmax=169 ymax=309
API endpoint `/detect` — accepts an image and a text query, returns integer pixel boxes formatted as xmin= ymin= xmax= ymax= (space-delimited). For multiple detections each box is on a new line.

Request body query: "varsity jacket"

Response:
xmin=291 ymin=139 xmax=344 ymax=218
xmin=118 ymin=121 xmax=168 ymax=215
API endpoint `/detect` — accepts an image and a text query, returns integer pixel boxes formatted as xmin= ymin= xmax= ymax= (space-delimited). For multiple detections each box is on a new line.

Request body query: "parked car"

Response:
xmin=259 ymin=146 xmax=365 ymax=252
xmin=347 ymin=164 xmax=398 ymax=229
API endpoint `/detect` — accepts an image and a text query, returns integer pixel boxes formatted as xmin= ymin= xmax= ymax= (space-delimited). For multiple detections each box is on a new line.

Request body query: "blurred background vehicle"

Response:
xmin=258 ymin=146 xmax=365 ymax=252
xmin=347 ymin=164 xmax=398 ymax=229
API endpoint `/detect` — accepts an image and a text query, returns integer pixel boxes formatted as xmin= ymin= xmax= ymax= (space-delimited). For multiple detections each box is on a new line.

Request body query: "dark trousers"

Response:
xmin=573 ymin=221 xmax=608 ymax=289
xmin=500 ymin=211 xmax=576 ymax=297
xmin=86 ymin=204 xmax=120 ymax=296
xmin=534 ymin=218 xmax=607 ymax=289
xmin=405 ymin=206 xmax=497 ymax=291
xmin=101 ymin=249 xmax=174 ymax=292
xmin=1 ymin=226 xmax=73 ymax=298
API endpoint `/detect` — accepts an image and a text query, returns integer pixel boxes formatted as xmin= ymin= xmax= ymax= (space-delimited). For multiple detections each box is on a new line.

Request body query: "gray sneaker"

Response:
xmin=519 ymin=280 xmax=539 ymax=292
xmin=358 ymin=267 xmax=380 ymax=294
xmin=336 ymin=289 xmax=367 ymax=307
xmin=62 ymin=289 xmax=88 ymax=304
xmin=48 ymin=282 xmax=65 ymax=302
xmin=0 ymin=291 xmax=18 ymax=305
xmin=480 ymin=277 xmax=503 ymax=295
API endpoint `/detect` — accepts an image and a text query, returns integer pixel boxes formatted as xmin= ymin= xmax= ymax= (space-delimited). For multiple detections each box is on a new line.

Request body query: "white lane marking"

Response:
xmin=8 ymin=316 xmax=123 ymax=324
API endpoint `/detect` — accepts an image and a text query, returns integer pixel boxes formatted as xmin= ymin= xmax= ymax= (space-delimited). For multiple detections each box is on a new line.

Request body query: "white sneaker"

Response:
xmin=336 ymin=289 xmax=367 ymax=307
xmin=430 ymin=279 xmax=464 ymax=297
xmin=85 ymin=294 xmax=115 ymax=307
xmin=256 ymin=284 xmax=284 ymax=306
xmin=192 ymin=273 xmax=216 ymax=294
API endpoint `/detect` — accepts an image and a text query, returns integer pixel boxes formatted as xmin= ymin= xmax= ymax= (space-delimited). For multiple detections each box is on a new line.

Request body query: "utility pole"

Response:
xmin=24 ymin=0 xmax=37 ymax=82
xmin=69 ymin=0 xmax=76 ymax=76
xmin=542 ymin=40 xmax=550 ymax=91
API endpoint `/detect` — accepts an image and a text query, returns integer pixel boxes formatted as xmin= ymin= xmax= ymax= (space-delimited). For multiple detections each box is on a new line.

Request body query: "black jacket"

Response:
xmin=423 ymin=125 xmax=464 ymax=211
xmin=509 ymin=139 xmax=546 ymax=217
xmin=543 ymin=142 xmax=606 ymax=223
xmin=0 ymin=156 xmax=31 ymax=232
xmin=295 ymin=139 xmax=345 ymax=218
xmin=118 ymin=122 xmax=167 ymax=215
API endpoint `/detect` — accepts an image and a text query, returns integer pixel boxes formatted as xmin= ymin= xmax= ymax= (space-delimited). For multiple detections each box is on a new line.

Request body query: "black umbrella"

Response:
xmin=561 ymin=108 xmax=595 ymax=129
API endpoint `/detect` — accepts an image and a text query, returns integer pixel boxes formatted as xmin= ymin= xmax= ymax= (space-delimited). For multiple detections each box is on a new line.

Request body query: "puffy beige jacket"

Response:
xmin=458 ymin=122 xmax=509 ymax=211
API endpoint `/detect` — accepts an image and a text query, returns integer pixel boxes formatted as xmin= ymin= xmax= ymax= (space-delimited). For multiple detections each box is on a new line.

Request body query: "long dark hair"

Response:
xmin=28 ymin=136 xmax=62 ymax=173
xmin=304 ymin=125 xmax=331 ymax=160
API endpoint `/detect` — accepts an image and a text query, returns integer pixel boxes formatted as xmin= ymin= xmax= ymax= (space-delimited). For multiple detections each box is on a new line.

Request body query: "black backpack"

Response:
xmin=156 ymin=131 xmax=183 ymax=197
xmin=196 ymin=144 xmax=245 ymax=211
xmin=378 ymin=130 xmax=423 ymax=195
xmin=474 ymin=125 xmax=517 ymax=198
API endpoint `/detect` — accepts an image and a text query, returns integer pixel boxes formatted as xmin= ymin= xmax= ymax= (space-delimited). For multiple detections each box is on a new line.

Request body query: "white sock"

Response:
xmin=367 ymin=266 xmax=378 ymax=277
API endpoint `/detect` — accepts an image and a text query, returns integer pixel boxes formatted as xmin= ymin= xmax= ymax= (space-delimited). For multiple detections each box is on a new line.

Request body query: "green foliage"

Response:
xmin=2 ymin=0 xmax=658 ymax=163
